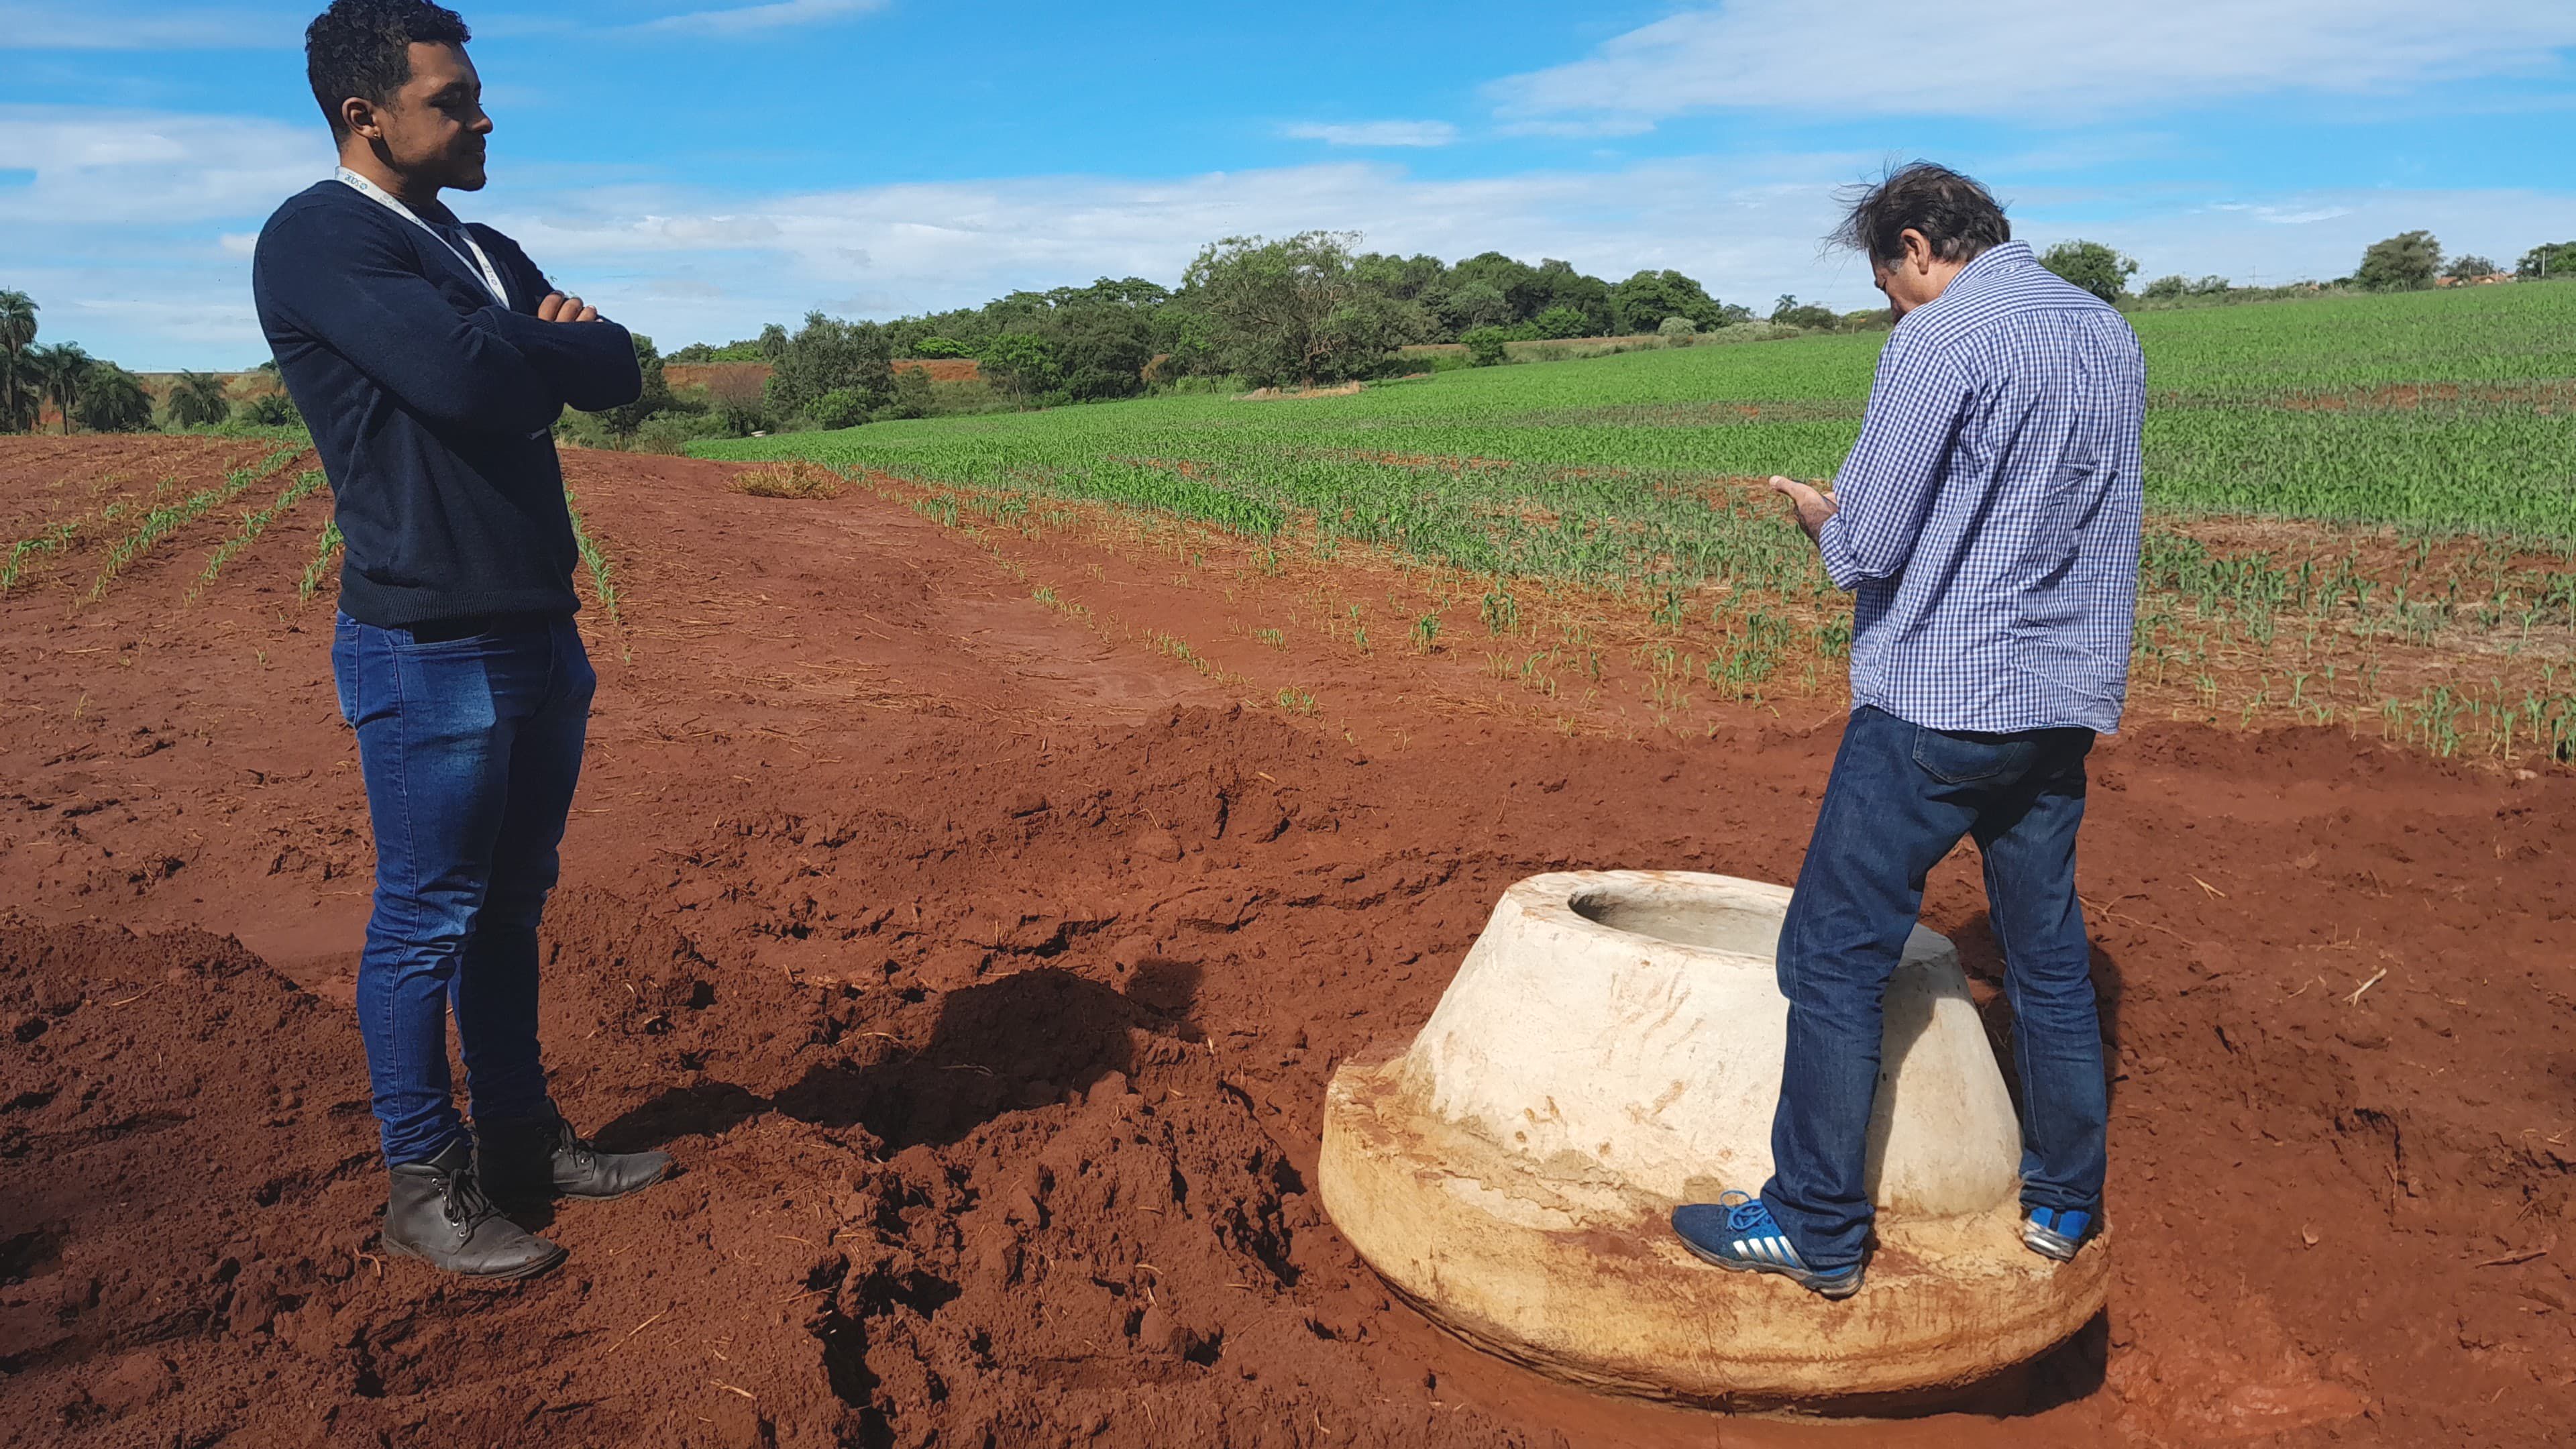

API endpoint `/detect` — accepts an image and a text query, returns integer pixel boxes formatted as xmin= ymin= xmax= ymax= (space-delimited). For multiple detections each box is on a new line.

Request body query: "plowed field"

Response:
xmin=2 ymin=437 xmax=2569 ymax=1447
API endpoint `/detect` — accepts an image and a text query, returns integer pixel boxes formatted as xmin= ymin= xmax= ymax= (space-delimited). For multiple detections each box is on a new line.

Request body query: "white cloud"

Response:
xmin=10 ymin=108 xmax=2574 ymax=370
xmin=1495 ymin=116 xmax=1657 ymax=140
xmin=0 ymin=2 xmax=286 ymax=49
xmin=633 ymin=0 xmax=887 ymax=34
xmin=2262 ymin=209 xmax=2350 ymax=225
xmin=1492 ymin=0 xmax=2576 ymax=125
xmin=1280 ymin=121 xmax=1460 ymax=148
xmin=483 ymin=166 xmax=2576 ymax=353
xmin=332 ymin=157 xmax=1867 ymax=354
xmin=0 ymin=106 xmax=326 ymax=223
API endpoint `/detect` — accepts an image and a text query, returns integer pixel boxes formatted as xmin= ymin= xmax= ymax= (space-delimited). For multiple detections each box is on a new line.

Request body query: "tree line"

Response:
xmin=2033 ymin=231 xmax=2569 ymax=307
xmin=2 ymin=290 xmax=157 ymax=434
xmin=9 ymin=223 xmax=2571 ymax=442
xmin=643 ymin=235 xmax=1793 ymax=439
xmin=0 ymin=290 xmax=301 ymax=436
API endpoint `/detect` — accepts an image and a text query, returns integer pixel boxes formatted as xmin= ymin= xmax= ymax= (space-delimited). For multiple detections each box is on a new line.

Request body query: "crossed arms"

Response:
xmin=259 ymin=205 xmax=641 ymax=435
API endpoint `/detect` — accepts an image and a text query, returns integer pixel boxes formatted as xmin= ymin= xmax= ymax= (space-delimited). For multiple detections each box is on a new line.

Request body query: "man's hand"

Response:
xmin=536 ymin=292 xmax=598 ymax=324
xmin=1768 ymin=475 xmax=1839 ymax=546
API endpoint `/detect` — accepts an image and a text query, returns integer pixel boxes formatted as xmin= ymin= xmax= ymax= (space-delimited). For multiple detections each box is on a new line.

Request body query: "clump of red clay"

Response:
xmin=2 ymin=440 xmax=2571 ymax=1447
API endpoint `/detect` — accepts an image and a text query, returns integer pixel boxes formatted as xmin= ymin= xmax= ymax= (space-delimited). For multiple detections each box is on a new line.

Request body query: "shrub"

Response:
xmin=808 ymin=388 xmax=870 ymax=430
xmin=912 ymin=336 xmax=973 ymax=359
xmin=1183 ymin=231 xmax=1401 ymax=388
xmin=76 ymin=365 xmax=154 ymax=432
xmin=553 ymin=409 xmax=616 ymax=450
xmin=1530 ymin=305 xmax=1592 ymax=340
xmin=731 ymin=461 xmax=845 ymax=499
xmin=977 ymin=332 xmax=1063 ymax=405
xmin=2037 ymin=241 xmax=2139 ymax=303
xmin=881 ymin=366 xmax=936 ymax=419
xmin=166 ymin=370 xmax=232 ymax=429
xmin=2357 ymin=231 xmax=2442 ymax=292
xmin=631 ymin=412 xmax=724 ymax=455
xmin=1768 ymin=294 xmax=1840 ymax=330
xmin=763 ymin=311 xmax=894 ymax=419
xmin=593 ymin=333 xmax=672 ymax=435
xmin=1462 ymin=327 xmax=1511 ymax=366
xmin=1044 ymin=305 xmax=1155 ymax=402
xmin=1656 ymin=315 xmax=1698 ymax=341
xmin=233 ymin=392 xmax=302 ymax=429
xmin=1609 ymin=269 xmax=1727 ymax=334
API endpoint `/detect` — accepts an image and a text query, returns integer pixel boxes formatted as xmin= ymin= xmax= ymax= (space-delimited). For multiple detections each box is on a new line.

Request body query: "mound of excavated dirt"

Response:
xmin=3 ymin=438 xmax=2572 ymax=1447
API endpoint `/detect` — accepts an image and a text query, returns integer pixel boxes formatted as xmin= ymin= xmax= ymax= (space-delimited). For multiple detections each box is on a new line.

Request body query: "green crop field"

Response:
xmin=705 ymin=282 xmax=2576 ymax=564
xmin=702 ymin=282 xmax=2576 ymax=761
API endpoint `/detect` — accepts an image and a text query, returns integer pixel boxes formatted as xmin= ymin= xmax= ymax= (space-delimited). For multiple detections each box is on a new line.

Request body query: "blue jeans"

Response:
xmin=1761 ymin=705 xmax=2106 ymax=1271
xmin=332 ymin=612 xmax=592 ymax=1167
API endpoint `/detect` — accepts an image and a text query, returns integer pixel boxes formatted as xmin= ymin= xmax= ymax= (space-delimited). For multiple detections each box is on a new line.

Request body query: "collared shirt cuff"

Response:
xmin=1815 ymin=513 xmax=1866 ymax=591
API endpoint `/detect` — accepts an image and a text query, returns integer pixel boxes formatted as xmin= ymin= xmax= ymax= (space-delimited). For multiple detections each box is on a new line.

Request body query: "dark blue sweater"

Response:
xmin=252 ymin=180 xmax=641 ymax=627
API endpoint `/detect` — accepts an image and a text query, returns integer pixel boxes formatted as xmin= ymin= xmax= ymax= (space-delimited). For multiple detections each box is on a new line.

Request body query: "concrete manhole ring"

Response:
xmin=1318 ymin=870 xmax=2110 ymax=1409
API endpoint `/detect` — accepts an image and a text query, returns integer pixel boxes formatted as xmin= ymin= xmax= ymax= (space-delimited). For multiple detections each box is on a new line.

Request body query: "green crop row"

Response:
xmin=88 ymin=445 xmax=305 ymax=600
xmin=189 ymin=469 xmax=328 ymax=602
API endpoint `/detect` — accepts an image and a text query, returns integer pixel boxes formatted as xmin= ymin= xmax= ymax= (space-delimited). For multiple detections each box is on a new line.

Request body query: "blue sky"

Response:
xmin=6 ymin=0 xmax=2575 ymax=370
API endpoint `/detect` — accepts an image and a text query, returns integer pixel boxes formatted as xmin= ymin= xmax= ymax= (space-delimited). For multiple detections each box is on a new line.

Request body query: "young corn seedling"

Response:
xmin=299 ymin=520 xmax=343 ymax=602
xmin=188 ymin=470 xmax=327 ymax=604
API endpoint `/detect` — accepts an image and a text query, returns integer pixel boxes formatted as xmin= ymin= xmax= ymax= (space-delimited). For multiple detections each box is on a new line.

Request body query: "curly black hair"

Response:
xmin=1831 ymin=162 xmax=2010 ymax=269
xmin=305 ymin=0 xmax=472 ymax=140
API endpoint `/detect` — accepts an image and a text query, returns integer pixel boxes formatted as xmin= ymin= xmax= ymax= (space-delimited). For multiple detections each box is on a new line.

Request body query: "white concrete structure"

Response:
xmin=1318 ymin=870 xmax=2108 ymax=1408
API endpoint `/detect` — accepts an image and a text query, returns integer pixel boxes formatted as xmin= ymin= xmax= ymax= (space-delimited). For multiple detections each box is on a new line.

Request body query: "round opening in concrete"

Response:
xmin=1568 ymin=885 xmax=1778 ymax=955
xmin=1320 ymin=869 xmax=2107 ymax=1411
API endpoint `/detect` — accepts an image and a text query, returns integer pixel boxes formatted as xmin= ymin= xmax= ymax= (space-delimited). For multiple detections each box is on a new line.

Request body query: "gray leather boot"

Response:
xmin=382 ymin=1136 xmax=567 ymax=1279
xmin=477 ymin=1113 xmax=673 ymax=1205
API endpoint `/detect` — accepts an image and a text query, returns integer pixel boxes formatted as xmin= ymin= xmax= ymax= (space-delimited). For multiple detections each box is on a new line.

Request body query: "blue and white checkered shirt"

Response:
xmin=1818 ymin=241 xmax=2145 ymax=735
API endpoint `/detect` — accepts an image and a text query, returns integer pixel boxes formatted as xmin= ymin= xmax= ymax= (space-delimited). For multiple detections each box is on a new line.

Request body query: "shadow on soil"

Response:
xmin=594 ymin=957 xmax=1204 ymax=1157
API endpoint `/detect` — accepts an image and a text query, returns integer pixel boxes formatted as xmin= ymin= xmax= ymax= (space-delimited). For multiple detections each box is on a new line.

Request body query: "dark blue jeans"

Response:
xmin=1762 ymin=705 xmax=2107 ymax=1271
xmin=333 ymin=612 xmax=592 ymax=1167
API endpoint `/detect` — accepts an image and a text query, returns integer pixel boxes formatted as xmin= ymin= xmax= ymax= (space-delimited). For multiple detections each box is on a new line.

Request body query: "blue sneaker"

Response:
xmin=1670 ymin=1191 xmax=1863 ymax=1299
xmin=2022 ymin=1205 xmax=2098 ymax=1262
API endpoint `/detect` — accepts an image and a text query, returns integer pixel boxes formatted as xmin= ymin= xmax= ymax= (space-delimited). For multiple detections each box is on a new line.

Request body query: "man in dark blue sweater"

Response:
xmin=254 ymin=0 xmax=663 ymax=1279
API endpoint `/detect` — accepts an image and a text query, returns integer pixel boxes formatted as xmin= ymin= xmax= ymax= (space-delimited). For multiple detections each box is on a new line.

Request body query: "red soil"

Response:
xmin=1 ymin=437 xmax=2570 ymax=1446
xmin=2260 ymin=381 xmax=2576 ymax=413
xmin=890 ymin=359 xmax=982 ymax=383
xmin=663 ymin=362 xmax=774 ymax=392
xmin=661 ymin=359 xmax=981 ymax=401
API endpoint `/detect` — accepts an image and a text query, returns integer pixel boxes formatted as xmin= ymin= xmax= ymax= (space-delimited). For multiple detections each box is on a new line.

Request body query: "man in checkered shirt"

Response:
xmin=1671 ymin=164 xmax=2145 ymax=1298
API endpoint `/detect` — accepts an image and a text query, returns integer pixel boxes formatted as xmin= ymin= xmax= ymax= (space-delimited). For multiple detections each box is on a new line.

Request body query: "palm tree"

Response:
xmin=0 ymin=290 xmax=38 ymax=433
xmin=76 ymin=365 xmax=154 ymax=433
xmin=31 ymin=343 xmax=93 ymax=435
xmin=167 ymin=370 xmax=232 ymax=429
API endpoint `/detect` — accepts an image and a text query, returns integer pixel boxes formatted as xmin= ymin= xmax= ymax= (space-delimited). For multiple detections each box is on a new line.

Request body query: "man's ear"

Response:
xmin=339 ymin=96 xmax=380 ymax=141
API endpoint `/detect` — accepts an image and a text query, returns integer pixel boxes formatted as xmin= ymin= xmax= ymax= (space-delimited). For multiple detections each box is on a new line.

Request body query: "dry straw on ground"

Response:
xmin=731 ymin=461 xmax=845 ymax=499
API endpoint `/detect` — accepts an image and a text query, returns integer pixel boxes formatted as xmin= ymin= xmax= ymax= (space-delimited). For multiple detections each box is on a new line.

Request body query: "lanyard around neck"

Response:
xmin=335 ymin=166 xmax=511 ymax=308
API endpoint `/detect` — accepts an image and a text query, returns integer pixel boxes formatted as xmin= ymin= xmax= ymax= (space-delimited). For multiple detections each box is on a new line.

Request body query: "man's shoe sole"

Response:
xmin=1675 ymin=1234 xmax=1863 ymax=1299
xmin=381 ymin=1234 xmax=568 ymax=1280
xmin=2022 ymin=1224 xmax=2084 ymax=1262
